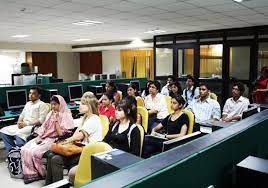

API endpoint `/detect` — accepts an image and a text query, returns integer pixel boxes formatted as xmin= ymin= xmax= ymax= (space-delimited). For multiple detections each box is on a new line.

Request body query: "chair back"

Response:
xmin=137 ymin=106 xmax=148 ymax=133
xmin=99 ymin=115 xmax=109 ymax=139
xmin=182 ymin=109 xmax=195 ymax=134
xmin=165 ymin=96 xmax=173 ymax=114
xmin=74 ymin=142 xmax=113 ymax=188
xmin=136 ymin=96 xmax=144 ymax=107
xmin=136 ymin=124 xmax=144 ymax=157
xmin=209 ymin=92 xmax=218 ymax=101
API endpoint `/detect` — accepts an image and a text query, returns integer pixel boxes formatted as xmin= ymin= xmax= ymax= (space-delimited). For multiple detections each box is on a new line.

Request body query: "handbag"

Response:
xmin=51 ymin=141 xmax=85 ymax=156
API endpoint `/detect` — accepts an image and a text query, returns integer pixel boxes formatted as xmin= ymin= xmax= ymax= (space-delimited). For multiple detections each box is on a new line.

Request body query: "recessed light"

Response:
xmin=11 ymin=35 xmax=30 ymax=38
xmin=72 ymin=20 xmax=103 ymax=26
xmin=72 ymin=38 xmax=91 ymax=42
xmin=144 ymin=29 xmax=166 ymax=34
xmin=233 ymin=0 xmax=243 ymax=2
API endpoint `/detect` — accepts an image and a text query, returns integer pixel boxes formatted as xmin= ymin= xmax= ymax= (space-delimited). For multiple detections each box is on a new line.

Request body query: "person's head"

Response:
xmin=146 ymin=80 xmax=153 ymax=88
xmin=137 ymin=113 xmax=142 ymax=125
xmin=29 ymin=86 xmax=41 ymax=101
xmin=170 ymin=81 xmax=182 ymax=95
xmin=50 ymin=95 xmax=60 ymax=112
xmin=149 ymin=80 xmax=161 ymax=95
xmin=127 ymin=83 xmax=137 ymax=97
xmin=105 ymin=81 xmax=117 ymax=93
xmin=115 ymin=99 xmax=137 ymax=124
xmin=171 ymin=95 xmax=185 ymax=111
xmin=186 ymin=75 xmax=195 ymax=88
xmin=101 ymin=92 xmax=113 ymax=107
xmin=199 ymin=83 xmax=210 ymax=99
xmin=232 ymin=82 xmax=245 ymax=98
xmin=79 ymin=92 xmax=99 ymax=115
xmin=167 ymin=75 xmax=175 ymax=85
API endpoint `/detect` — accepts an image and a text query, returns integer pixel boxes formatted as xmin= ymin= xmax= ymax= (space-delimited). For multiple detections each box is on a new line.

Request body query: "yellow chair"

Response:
xmin=74 ymin=142 xmax=113 ymax=188
xmin=136 ymin=96 xmax=145 ymax=107
xmin=210 ymin=92 xmax=218 ymax=101
xmin=136 ymin=124 xmax=144 ymax=157
xmin=165 ymin=96 xmax=173 ymax=114
xmin=182 ymin=109 xmax=195 ymax=134
xmin=137 ymin=106 xmax=148 ymax=133
xmin=117 ymin=90 xmax=123 ymax=100
xmin=46 ymin=103 xmax=51 ymax=111
xmin=99 ymin=115 xmax=109 ymax=139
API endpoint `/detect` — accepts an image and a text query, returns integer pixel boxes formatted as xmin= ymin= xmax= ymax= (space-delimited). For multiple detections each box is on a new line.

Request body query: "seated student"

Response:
xmin=98 ymin=92 xmax=115 ymax=122
xmin=99 ymin=81 xmax=121 ymax=106
xmin=0 ymin=86 xmax=49 ymax=152
xmin=125 ymin=83 xmax=138 ymax=107
xmin=169 ymin=81 xmax=183 ymax=98
xmin=45 ymin=92 xmax=102 ymax=185
xmin=161 ymin=75 xmax=175 ymax=96
xmin=141 ymin=80 xmax=153 ymax=99
xmin=144 ymin=81 xmax=169 ymax=133
xmin=182 ymin=75 xmax=199 ymax=105
xmin=103 ymin=99 xmax=141 ymax=156
xmin=187 ymin=83 xmax=221 ymax=124
xmin=222 ymin=82 xmax=249 ymax=122
xmin=21 ymin=95 xmax=74 ymax=184
xmin=143 ymin=96 xmax=189 ymax=158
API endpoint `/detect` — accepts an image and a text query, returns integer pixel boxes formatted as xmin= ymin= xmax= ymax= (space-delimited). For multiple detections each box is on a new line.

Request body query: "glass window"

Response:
xmin=156 ymin=48 xmax=173 ymax=76
xmin=258 ymin=43 xmax=268 ymax=77
xmin=229 ymin=46 xmax=250 ymax=80
xmin=200 ymin=44 xmax=223 ymax=78
xmin=178 ymin=48 xmax=194 ymax=77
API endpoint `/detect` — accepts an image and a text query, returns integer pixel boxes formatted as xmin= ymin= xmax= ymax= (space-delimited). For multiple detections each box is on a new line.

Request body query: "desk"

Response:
xmin=0 ymin=111 xmax=19 ymax=125
xmin=91 ymin=149 xmax=142 ymax=180
xmin=67 ymin=104 xmax=79 ymax=110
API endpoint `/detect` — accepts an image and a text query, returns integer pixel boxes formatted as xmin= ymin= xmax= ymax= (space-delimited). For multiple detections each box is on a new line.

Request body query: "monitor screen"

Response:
xmin=94 ymin=74 xmax=101 ymax=81
xmin=117 ymin=83 xmax=130 ymax=98
xmin=37 ymin=78 xmax=42 ymax=84
xmin=68 ymin=85 xmax=83 ymax=101
xmin=130 ymin=80 xmax=140 ymax=91
xmin=6 ymin=89 xmax=27 ymax=109
xmin=109 ymin=74 xmax=116 ymax=80
xmin=101 ymin=74 xmax=108 ymax=80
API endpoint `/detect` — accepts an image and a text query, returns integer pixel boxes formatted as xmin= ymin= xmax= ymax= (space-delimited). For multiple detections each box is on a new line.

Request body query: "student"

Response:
xmin=187 ymin=83 xmax=221 ymax=124
xmin=143 ymin=95 xmax=189 ymax=158
xmin=21 ymin=95 xmax=74 ymax=184
xmin=99 ymin=92 xmax=116 ymax=122
xmin=254 ymin=66 xmax=268 ymax=103
xmin=125 ymin=83 xmax=138 ymax=107
xmin=222 ymin=82 xmax=249 ymax=122
xmin=0 ymin=86 xmax=49 ymax=152
xmin=182 ymin=75 xmax=199 ymax=105
xmin=161 ymin=75 xmax=175 ymax=96
xmin=169 ymin=81 xmax=183 ymax=98
xmin=99 ymin=81 xmax=120 ymax=106
xmin=144 ymin=81 xmax=169 ymax=133
xmin=103 ymin=99 xmax=141 ymax=156
xmin=141 ymin=80 xmax=153 ymax=99
xmin=45 ymin=92 xmax=102 ymax=185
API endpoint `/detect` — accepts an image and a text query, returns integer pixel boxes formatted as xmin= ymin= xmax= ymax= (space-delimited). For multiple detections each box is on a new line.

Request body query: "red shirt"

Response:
xmin=98 ymin=105 xmax=115 ymax=120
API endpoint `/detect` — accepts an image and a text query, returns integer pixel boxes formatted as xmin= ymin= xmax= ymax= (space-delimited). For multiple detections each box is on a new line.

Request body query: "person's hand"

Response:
xmin=151 ymin=130 xmax=156 ymax=136
xmin=17 ymin=122 xmax=27 ymax=129
xmin=223 ymin=117 xmax=232 ymax=122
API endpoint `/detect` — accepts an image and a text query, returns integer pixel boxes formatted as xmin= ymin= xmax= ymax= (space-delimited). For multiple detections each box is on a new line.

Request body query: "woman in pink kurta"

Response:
xmin=21 ymin=95 xmax=74 ymax=184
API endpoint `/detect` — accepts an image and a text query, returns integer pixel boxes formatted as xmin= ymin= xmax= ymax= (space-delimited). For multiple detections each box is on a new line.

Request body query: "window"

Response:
xmin=178 ymin=48 xmax=194 ymax=77
xmin=156 ymin=48 xmax=173 ymax=76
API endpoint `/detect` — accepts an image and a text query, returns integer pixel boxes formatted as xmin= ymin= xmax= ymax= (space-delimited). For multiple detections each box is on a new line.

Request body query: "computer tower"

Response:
xmin=87 ymin=85 xmax=103 ymax=99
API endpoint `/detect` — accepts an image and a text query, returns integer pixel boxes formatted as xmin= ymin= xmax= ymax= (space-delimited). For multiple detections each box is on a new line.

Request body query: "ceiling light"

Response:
xmin=233 ymin=0 xmax=243 ymax=2
xmin=144 ymin=29 xmax=166 ymax=34
xmin=72 ymin=20 xmax=103 ymax=26
xmin=72 ymin=38 xmax=91 ymax=42
xmin=11 ymin=35 xmax=30 ymax=38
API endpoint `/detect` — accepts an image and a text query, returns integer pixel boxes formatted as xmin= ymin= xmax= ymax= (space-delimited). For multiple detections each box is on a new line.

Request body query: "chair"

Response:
xmin=136 ymin=96 xmax=144 ymax=107
xmin=209 ymin=92 xmax=218 ymax=101
xmin=99 ymin=115 xmax=109 ymax=139
xmin=46 ymin=103 xmax=51 ymax=111
xmin=117 ymin=90 xmax=123 ymax=100
xmin=137 ymin=106 xmax=148 ymax=133
xmin=182 ymin=109 xmax=195 ymax=134
xmin=165 ymin=96 xmax=173 ymax=114
xmin=136 ymin=124 xmax=144 ymax=157
xmin=74 ymin=142 xmax=113 ymax=188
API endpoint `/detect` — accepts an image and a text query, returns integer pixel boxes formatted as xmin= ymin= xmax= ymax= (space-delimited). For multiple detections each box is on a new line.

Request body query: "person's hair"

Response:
xmin=80 ymin=91 xmax=99 ymax=115
xmin=185 ymin=75 xmax=197 ymax=99
xmin=50 ymin=95 xmax=60 ymax=104
xmin=128 ymin=83 xmax=138 ymax=96
xmin=106 ymin=80 xmax=117 ymax=93
xmin=172 ymin=95 xmax=186 ymax=107
xmin=145 ymin=80 xmax=153 ymax=96
xmin=233 ymin=82 xmax=245 ymax=95
xmin=149 ymin=80 xmax=161 ymax=91
xmin=199 ymin=82 xmax=210 ymax=90
xmin=30 ymin=86 xmax=41 ymax=95
xmin=186 ymin=75 xmax=195 ymax=83
xmin=137 ymin=113 xmax=142 ymax=126
xmin=125 ymin=95 xmax=137 ymax=107
xmin=262 ymin=66 xmax=268 ymax=78
xmin=116 ymin=99 xmax=137 ymax=124
xmin=167 ymin=75 xmax=175 ymax=81
xmin=169 ymin=81 xmax=183 ymax=96
xmin=103 ymin=92 xmax=114 ymax=102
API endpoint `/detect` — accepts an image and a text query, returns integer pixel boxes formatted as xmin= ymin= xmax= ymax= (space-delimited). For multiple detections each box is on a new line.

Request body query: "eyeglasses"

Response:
xmin=200 ymin=88 xmax=207 ymax=91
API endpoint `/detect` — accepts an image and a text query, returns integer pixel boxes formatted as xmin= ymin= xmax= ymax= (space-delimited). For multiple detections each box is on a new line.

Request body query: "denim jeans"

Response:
xmin=0 ymin=133 xmax=26 ymax=152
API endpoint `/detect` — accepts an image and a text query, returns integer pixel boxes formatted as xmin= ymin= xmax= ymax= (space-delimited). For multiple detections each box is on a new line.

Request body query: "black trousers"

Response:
xmin=45 ymin=151 xmax=80 ymax=185
xmin=142 ymin=136 xmax=165 ymax=158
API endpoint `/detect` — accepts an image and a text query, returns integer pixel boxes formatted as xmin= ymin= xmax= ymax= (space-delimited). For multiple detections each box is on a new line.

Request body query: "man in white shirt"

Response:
xmin=182 ymin=75 xmax=199 ymax=105
xmin=222 ymin=82 xmax=249 ymax=122
xmin=187 ymin=83 xmax=221 ymax=124
xmin=161 ymin=75 xmax=175 ymax=96
xmin=145 ymin=81 xmax=169 ymax=132
xmin=0 ymin=87 xmax=49 ymax=152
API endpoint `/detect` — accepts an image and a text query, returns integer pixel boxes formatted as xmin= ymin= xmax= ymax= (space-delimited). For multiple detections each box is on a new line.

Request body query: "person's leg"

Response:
xmin=142 ymin=136 xmax=164 ymax=158
xmin=15 ymin=136 xmax=26 ymax=148
xmin=68 ymin=165 xmax=78 ymax=185
xmin=45 ymin=151 xmax=56 ymax=185
xmin=0 ymin=133 xmax=15 ymax=152
xmin=51 ymin=155 xmax=65 ymax=183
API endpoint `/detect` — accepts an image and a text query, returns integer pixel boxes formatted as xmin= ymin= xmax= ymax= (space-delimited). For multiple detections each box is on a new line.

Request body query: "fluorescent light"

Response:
xmin=144 ymin=29 xmax=166 ymax=34
xmin=72 ymin=20 xmax=103 ymax=26
xmin=233 ymin=0 xmax=243 ymax=2
xmin=72 ymin=38 xmax=91 ymax=42
xmin=11 ymin=35 xmax=30 ymax=38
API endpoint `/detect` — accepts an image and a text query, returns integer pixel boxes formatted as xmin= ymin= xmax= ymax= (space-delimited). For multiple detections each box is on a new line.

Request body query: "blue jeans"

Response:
xmin=0 ymin=133 xmax=26 ymax=152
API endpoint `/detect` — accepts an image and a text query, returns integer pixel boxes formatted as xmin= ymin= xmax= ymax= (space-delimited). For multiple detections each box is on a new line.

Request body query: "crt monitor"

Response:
xmin=87 ymin=85 xmax=103 ymax=98
xmin=6 ymin=89 xmax=27 ymax=110
xmin=68 ymin=85 xmax=83 ymax=101
xmin=93 ymin=74 xmax=101 ymax=81
xmin=101 ymin=74 xmax=108 ymax=80
xmin=109 ymin=74 xmax=117 ymax=80
xmin=130 ymin=80 xmax=140 ymax=91
xmin=117 ymin=83 xmax=130 ymax=98
xmin=41 ymin=89 xmax=58 ymax=103
xmin=242 ymin=106 xmax=259 ymax=119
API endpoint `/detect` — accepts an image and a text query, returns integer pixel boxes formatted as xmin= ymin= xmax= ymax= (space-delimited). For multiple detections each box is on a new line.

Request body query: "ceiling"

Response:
xmin=0 ymin=0 xmax=268 ymax=45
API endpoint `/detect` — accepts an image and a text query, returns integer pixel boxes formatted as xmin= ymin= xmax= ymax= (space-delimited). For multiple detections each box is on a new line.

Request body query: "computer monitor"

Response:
xmin=6 ymin=89 xmax=27 ymax=110
xmin=37 ymin=78 xmax=42 ymax=84
xmin=41 ymin=89 xmax=58 ymax=103
xmin=108 ymin=74 xmax=117 ymax=80
xmin=93 ymin=74 xmax=101 ymax=81
xmin=130 ymin=80 xmax=140 ymax=91
xmin=116 ymin=83 xmax=130 ymax=98
xmin=68 ymin=85 xmax=83 ymax=101
xmin=87 ymin=86 xmax=103 ymax=99
xmin=101 ymin=74 xmax=108 ymax=80
xmin=242 ymin=106 xmax=259 ymax=119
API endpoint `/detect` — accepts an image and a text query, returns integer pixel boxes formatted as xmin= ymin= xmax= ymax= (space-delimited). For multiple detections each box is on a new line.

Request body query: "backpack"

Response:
xmin=7 ymin=147 xmax=23 ymax=179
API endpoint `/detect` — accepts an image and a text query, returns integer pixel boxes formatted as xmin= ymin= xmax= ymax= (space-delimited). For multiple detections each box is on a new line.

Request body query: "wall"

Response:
xmin=102 ymin=50 xmax=121 ymax=74
xmin=80 ymin=52 xmax=102 ymax=74
xmin=57 ymin=52 xmax=80 ymax=81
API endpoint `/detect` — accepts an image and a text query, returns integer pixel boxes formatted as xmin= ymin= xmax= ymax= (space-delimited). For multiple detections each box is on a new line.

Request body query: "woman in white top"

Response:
xmin=45 ymin=92 xmax=102 ymax=185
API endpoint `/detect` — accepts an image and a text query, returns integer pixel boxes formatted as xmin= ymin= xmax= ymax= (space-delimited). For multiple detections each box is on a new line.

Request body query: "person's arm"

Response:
xmin=151 ymin=123 xmax=164 ymax=135
xmin=212 ymin=101 xmax=221 ymax=121
xmin=129 ymin=127 xmax=141 ymax=156
xmin=221 ymin=100 xmax=229 ymax=121
xmin=166 ymin=124 xmax=187 ymax=139
xmin=148 ymin=109 xmax=158 ymax=115
xmin=65 ymin=131 xmax=84 ymax=143
xmin=98 ymin=95 xmax=104 ymax=103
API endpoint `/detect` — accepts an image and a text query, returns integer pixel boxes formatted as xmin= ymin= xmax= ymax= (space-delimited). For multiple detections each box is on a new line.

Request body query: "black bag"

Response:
xmin=7 ymin=147 xmax=23 ymax=179
xmin=55 ymin=127 xmax=78 ymax=142
xmin=26 ymin=125 xmax=41 ymax=142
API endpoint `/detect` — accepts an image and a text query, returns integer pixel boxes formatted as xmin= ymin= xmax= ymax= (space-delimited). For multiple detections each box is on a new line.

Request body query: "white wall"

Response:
xmin=57 ymin=52 xmax=80 ymax=81
xmin=102 ymin=50 xmax=121 ymax=74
